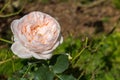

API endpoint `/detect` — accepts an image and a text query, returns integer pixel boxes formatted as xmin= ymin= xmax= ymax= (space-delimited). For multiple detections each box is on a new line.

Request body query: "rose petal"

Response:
xmin=42 ymin=41 xmax=60 ymax=54
xmin=11 ymin=20 xmax=19 ymax=41
xmin=31 ymin=52 xmax=52 ymax=59
xmin=11 ymin=41 xmax=32 ymax=58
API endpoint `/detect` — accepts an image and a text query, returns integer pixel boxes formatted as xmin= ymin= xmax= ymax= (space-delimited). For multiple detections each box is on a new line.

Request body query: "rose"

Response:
xmin=10 ymin=11 xmax=63 ymax=59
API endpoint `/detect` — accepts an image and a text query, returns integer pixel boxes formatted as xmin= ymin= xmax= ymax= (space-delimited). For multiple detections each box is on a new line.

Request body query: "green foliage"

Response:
xmin=55 ymin=32 xmax=120 ymax=80
xmin=0 ymin=49 xmax=23 ymax=76
xmin=101 ymin=17 xmax=110 ymax=22
xmin=112 ymin=0 xmax=120 ymax=9
xmin=34 ymin=66 xmax=54 ymax=80
xmin=52 ymin=54 xmax=69 ymax=73
xmin=1 ymin=32 xmax=120 ymax=80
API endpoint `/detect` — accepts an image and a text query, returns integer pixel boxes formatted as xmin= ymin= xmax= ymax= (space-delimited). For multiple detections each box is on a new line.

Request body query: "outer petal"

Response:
xmin=11 ymin=41 xmax=32 ymax=58
xmin=42 ymin=40 xmax=60 ymax=54
xmin=11 ymin=19 xmax=28 ymax=44
xmin=11 ymin=20 xmax=19 ymax=41
xmin=41 ymin=36 xmax=63 ymax=54
xmin=33 ymin=36 xmax=63 ymax=59
xmin=31 ymin=52 xmax=52 ymax=60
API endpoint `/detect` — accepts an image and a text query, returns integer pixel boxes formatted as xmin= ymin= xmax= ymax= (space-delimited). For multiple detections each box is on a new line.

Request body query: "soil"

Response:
xmin=0 ymin=0 xmax=120 ymax=38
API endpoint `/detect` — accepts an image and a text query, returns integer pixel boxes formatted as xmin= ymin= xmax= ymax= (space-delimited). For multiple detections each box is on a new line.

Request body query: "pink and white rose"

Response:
xmin=10 ymin=11 xmax=63 ymax=59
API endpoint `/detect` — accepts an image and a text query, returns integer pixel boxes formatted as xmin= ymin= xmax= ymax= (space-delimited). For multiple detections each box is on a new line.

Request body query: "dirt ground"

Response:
xmin=0 ymin=0 xmax=120 ymax=38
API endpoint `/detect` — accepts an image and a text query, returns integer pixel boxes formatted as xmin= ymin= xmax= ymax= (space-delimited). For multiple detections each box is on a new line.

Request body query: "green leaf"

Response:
xmin=58 ymin=75 xmax=76 ymax=80
xmin=34 ymin=66 xmax=54 ymax=80
xmin=52 ymin=54 xmax=69 ymax=74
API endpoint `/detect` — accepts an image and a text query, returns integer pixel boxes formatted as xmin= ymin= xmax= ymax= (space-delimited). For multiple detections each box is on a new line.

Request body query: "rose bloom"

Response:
xmin=11 ymin=11 xmax=63 ymax=59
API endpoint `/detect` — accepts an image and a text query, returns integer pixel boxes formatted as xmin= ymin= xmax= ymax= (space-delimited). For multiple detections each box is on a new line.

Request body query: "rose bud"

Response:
xmin=10 ymin=11 xmax=63 ymax=59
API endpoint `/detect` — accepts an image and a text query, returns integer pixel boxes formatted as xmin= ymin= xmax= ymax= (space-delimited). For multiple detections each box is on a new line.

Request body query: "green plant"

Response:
xmin=112 ymin=0 xmax=120 ymax=9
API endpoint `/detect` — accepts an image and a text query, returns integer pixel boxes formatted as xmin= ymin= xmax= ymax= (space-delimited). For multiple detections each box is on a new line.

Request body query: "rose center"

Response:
xmin=21 ymin=22 xmax=49 ymax=43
